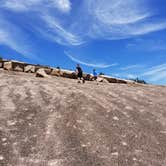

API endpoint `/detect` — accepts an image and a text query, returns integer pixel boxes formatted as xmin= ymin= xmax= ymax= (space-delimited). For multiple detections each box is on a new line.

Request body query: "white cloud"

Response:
xmin=0 ymin=16 xmax=38 ymax=60
xmin=88 ymin=0 xmax=150 ymax=25
xmin=1 ymin=0 xmax=166 ymax=45
xmin=0 ymin=0 xmax=166 ymax=54
xmin=142 ymin=64 xmax=166 ymax=82
xmin=127 ymin=39 xmax=166 ymax=52
xmin=111 ymin=72 xmax=138 ymax=80
xmin=125 ymin=74 xmax=138 ymax=79
xmin=37 ymin=14 xmax=83 ymax=46
xmin=130 ymin=22 xmax=166 ymax=36
xmin=1 ymin=0 xmax=71 ymax=13
xmin=0 ymin=0 xmax=75 ymax=47
xmin=65 ymin=52 xmax=117 ymax=68
xmin=1 ymin=0 xmax=42 ymax=11
xmin=51 ymin=0 xmax=71 ymax=13
xmin=84 ymin=0 xmax=166 ymax=40
xmin=121 ymin=64 xmax=144 ymax=71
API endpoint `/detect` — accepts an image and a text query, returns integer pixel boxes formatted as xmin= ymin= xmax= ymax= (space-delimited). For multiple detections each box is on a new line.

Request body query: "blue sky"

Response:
xmin=0 ymin=0 xmax=166 ymax=85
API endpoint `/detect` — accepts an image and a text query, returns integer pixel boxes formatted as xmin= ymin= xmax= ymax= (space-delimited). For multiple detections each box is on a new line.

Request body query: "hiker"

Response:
xmin=93 ymin=69 xmax=98 ymax=81
xmin=75 ymin=64 xmax=85 ymax=83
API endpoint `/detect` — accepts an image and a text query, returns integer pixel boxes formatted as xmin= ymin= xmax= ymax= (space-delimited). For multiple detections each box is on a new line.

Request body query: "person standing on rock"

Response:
xmin=93 ymin=69 xmax=98 ymax=81
xmin=75 ymin=64 xmax=85 ymax=83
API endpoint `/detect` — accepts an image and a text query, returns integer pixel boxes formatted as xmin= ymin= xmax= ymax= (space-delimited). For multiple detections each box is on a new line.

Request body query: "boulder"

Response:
xmin=0 ymin=61 xmax=3 ymax=68
xmin=36 ymin=68 xmax=51 ymax=78
xmin=34 ymin=65 xmax=52 ymax=74
xmin=125 ymin=80 xmax=136 ymax=84
xmin=99 ymin=75 xmax=127 ymax=84
xmin=44 ymin=68 xmax=52 ymax=75
xmin=50 ymin=69 xmax=61 ymax=77
xmin=3 ymin=61 xmax=24 ymax=72
xmin=99 ymin=75 xmax=117 ymax=83
xmin=61 ymin=69 xmax=77 ymax=79
xmin=116 ymin=79 xmax=127 ymax=84
xmin=97 ymin=77 xmax=109 ymax=83
xmin=3 ymin=61 xmax=13 ymax=70
xmin=14 ymin=65 xmax=24 ymax=72
xmin=24 ymin=65 xmax=36 ymax=73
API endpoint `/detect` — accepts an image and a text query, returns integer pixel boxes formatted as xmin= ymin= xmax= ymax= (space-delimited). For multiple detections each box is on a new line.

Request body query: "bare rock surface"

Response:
xmin=0 ymin=69 xmax=166 ymax=166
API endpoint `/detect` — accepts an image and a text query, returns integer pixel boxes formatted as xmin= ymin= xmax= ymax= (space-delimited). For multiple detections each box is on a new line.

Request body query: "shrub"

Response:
xmin=99 ymin=72 xmax=105 ymax=75
xmin=131 ymin=77 xmax=147 ymax=84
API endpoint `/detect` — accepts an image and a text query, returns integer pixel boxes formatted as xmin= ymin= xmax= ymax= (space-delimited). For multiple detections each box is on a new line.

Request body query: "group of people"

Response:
xmin=75 ymin=64 xmax=98 ymax=83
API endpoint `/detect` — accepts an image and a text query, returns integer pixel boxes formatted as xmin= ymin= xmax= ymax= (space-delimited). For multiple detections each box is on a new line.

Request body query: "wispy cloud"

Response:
xmin=37 ymin=14 xmax=84 ymax=46
xmin=65 ymin=51 xmax=117 ymax=68
xmin=121 ymin=64 xmax=145 ymax=71
xmin=111 ymin=72 xmax=139 ymax=80
xmin=53 ymin=0 xmax=71 ymax=13
xmin=2 ymin=0 xmax=71 ymax=13
xmin=84 ymin=0 xmax=166 ymax=40
xmin=1 ymin=0 xmax=41 ymax=12
xmin=0 ymin=16 xmax=38 ymax=59
xmin=142 ymin=64 xmax=166 ymax=82
xmin=127 ymin=39 xmax=166 ymax=52
xmin=0 ymin=0 xmax=166 ymax=63
xmin=0 ymin=0 xmax=166 ymax=48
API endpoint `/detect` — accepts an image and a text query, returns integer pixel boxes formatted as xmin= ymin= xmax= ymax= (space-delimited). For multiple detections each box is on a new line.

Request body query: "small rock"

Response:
xmin=7 ymin=120 xmax=16 ymax=126
xmin=113 ymin=116 xmax=119 ymax=121
xmin=133 ymin=157 xmax=137 ymax=161
xmin=0 ymin=155 xmax=4 ymax=160
xmin=125 ymin=106 xmax=133 ymax=110
xmin=122 ymin=142 xmax=127 ymax=146
xmin=160 ymin=131 xmax=166 ymax=134
xmin=2 ymin=143 xmax=7 ymax=146
xmin=111 ymin=152 xmax=119 ymax=156
xmin=2 ymin=138 xmax=7 ymax=142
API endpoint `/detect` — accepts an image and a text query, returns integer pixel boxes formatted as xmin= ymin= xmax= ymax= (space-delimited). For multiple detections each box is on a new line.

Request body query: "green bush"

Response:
xmin=131 ymin=77 xmax=147 ymax=84
xmin=99 ymin=72 xmax=105 ymax=75
xmin=0 ymin=56 xmax=2 ymax=61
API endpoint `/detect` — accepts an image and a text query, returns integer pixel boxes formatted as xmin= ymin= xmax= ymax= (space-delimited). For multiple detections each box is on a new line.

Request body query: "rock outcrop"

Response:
xmin=99 ymin=75 xmax=127 ymax=84
xmin=0 ymin=60 xmax=132 ymax=84
xmin=36 ymin=68 xmax=51 ymax=78
xmin=24 ymin=65 xmax=36 ymax=73
xmin=0 ymin=61 xmax=3 ymax=68
xmin=3 ymin=61 xmax=25 ymax=72
xmin=50 ymin=68 xmax=61 ymax=77
xmin=60 ymin=69 xmax=77 ymax=79
xmin=0 ymin=69 xmax=166 ymax=166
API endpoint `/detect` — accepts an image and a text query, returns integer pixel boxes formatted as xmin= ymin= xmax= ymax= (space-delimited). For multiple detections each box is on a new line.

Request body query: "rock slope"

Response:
xmin=0 ymin=69 xmax=166 ymax=166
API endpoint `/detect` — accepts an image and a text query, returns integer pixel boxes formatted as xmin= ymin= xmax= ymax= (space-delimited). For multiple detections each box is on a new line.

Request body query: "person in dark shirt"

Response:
xmin=76 ymin=64 xmax=85 ymax=83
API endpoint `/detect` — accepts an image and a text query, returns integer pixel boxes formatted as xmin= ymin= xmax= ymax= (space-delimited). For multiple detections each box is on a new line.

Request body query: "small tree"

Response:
xmin=0 ymin=56 xmax=2 ymax=61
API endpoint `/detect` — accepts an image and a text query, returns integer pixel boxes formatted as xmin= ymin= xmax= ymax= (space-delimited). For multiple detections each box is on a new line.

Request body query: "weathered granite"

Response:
xmin=36 ymin=68 xmax=51 ymax=78
xmin=0 ymin=62 xmax=3 ymax=68
xmin=60 ymin=69 xmax=77 ymax=79
xmin=24 ymin=65 xmax=36 ymax=73
xmin=3 ymin=61 xmax=25 ymax=72
xmin=0 ymin=69 xmax=166 ymax=166
xmin=50 ymin=68 xmax=61 ymax=77
xmin=99 ymin=75 xmax=127 ymax=84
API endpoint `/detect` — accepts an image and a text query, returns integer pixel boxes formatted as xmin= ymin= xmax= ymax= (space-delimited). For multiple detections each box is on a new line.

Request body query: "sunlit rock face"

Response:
xmin=0 ymin=69 xmax=166 ymax=166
